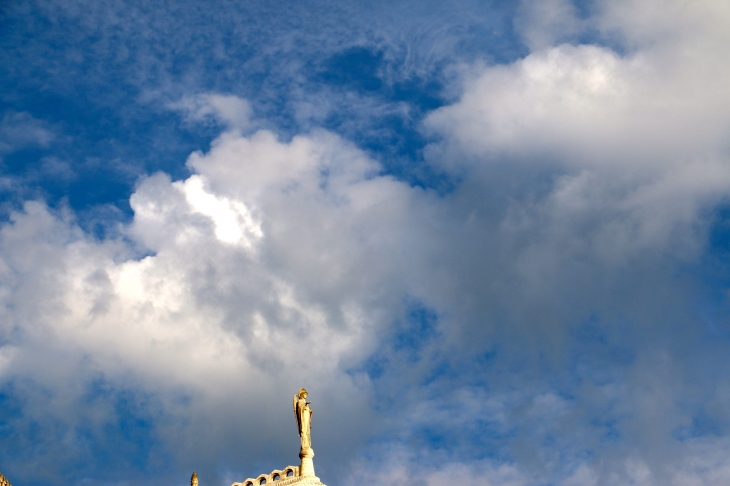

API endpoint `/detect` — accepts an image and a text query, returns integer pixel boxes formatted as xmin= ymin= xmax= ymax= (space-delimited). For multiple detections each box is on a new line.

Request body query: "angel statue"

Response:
xmin=293 ymin=388 xmax=313 ymax=451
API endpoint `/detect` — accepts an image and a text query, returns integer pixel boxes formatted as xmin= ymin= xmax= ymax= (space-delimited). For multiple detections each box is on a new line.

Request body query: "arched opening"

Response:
xmin=272 ymin=474 xmax=280 ymax=481
xmin=259 ymin=479 xmax=267 ymax=485
xmin=286 ymin=470 xmax=294 ymax=477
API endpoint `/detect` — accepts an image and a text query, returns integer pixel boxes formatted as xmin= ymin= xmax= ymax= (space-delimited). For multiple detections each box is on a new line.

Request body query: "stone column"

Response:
xmin=299 ymin=447 xmax=315 ymax=477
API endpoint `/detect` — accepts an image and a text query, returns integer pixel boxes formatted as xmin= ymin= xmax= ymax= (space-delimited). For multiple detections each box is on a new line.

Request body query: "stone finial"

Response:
xmin=191 ymin=471 xmax=199 ymax=486
xmin=0 ymin=472 xmax=11 ymax=486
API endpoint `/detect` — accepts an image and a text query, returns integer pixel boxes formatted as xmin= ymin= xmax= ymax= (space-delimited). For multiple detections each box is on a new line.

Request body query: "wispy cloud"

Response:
xmin=0 ymin=111 xmax=55 ymax=153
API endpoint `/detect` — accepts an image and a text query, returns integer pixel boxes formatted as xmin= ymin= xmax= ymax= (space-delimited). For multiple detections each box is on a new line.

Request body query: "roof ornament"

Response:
xmin=293 ymin=388 xmax=315 ymax=477
xmin=231 ymin=388 xmax=325 ymax=486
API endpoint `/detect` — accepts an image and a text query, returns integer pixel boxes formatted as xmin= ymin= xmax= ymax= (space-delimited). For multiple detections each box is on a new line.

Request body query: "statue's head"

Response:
xmin=297 ymin=388 xmax=308 ymax=399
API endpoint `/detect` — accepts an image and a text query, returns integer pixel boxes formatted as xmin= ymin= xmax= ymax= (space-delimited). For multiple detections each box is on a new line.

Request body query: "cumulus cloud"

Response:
xmin=0 ymin=114 xmax=441 ymax=483
xmin=425 ymin=0 xmax=730 ymax=272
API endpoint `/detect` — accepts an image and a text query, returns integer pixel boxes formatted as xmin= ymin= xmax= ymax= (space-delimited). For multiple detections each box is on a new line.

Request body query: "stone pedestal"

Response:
xmin=299 ymin=447 xmax=315 ymax=477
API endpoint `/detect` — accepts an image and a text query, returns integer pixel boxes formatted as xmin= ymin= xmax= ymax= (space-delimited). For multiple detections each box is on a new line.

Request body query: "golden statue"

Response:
xmin=293 ymin=388 xmax=315 ymax=476
xmin=293 ymin=388 xmax=312 ymax=451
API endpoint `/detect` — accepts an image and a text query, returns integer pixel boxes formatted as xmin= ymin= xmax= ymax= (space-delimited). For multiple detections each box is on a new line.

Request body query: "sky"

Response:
xmin=1 ymin=0 xmax=730 ymax=485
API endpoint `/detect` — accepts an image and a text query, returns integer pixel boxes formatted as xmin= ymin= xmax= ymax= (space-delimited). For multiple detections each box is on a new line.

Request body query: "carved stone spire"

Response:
xmin=191 ymin=471 xmax=199 ymax=486
xmin=0 ymin=472 xmax=11 ymax=486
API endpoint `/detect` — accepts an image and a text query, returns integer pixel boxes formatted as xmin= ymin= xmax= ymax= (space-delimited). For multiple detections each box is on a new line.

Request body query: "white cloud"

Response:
xmin=345 ymin=453 xmax=530 ymax=486
xmin=170 ymin=94 xmax=253 ymax=130
xmin=343 ymin=414 xmax=730 ymax=485
xmin=0 ymin=111 xmax=55 ymax=153
xmin=424 ymin=0 xmax=730 ymax=274
xmin=426 ymin=42 xmax=730 ymax=171
xmin=515 ymin=0 xmax=584 ymax=51
xmin=596 ymin=0 xmax=730 ymax=51
xmin=0 ymin=121 xmax=434 ymax=482
xmin=177 ymin=175 xmax=262 ymax=247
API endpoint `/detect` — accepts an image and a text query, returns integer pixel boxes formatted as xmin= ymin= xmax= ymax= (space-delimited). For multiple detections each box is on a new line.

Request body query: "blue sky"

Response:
xmin=2 ymin=1 xmax=730 ymax=485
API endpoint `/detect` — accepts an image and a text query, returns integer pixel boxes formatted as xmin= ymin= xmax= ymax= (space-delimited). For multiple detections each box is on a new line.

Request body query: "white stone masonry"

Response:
xmin=232 ymin=466 xmax=326 ymax=486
